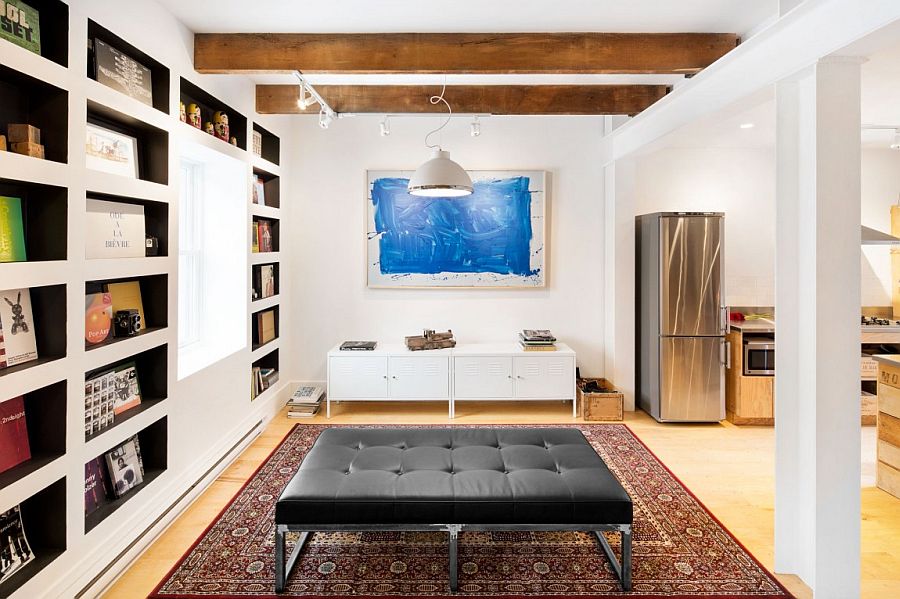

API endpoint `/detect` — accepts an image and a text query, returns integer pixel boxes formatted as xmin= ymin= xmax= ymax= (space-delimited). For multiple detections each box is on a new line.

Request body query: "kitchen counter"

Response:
xmin=730 ymin=318 xmax=775 ymax=334
xmin=873 ymin=354 xmax=900 ymax=367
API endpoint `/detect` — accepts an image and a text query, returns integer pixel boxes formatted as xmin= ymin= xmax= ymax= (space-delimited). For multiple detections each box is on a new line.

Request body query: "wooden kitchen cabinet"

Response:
xmin=875 ymin=356 xmax=900 ymax=500
xmin=725 ymin=330 xmax=775 ymax=425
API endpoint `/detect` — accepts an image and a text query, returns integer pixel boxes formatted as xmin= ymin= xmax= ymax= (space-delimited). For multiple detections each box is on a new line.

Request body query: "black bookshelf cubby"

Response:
xmin=86 ymin=100 xmax=169 ymax=185
xmin=180 ymin=77 xmax=247 ymax=150
xmin=85 ymin=416 xmax=167 ymax=533
xmin=252 ymin=262 xmax=280 ymax=301
xmin=251 ymin=306 xmax=279 ymax=351
xmin=84 ymin=343 xmax=167 ymax=443
xmin=86 ymin=19 xmax=170 ymax=114
xmin=252 ymin=347 xmax=279 ymax=372
xmin=85 ymin=192 xmax=169 ymax=258
xmin=252 ymin=167 xmax=280 ymax=209
xmin=0 ymin=284 xmax=66 ymax=380
xmin=0 ymin=381 xmax=66 ymax=490
xmin=0 ymin=64 xmax=68 ymax=163
xmin=252 ymin=216 xmax=280 ymax=253
xmin=0 ymin=178 xmax=67 ymax=262
xmin=252 ymin=122 xmax=280 ymax=165
xmin=1 ymin=477 xmax=67 ymax=598
xmin=2 ymin=0 xmax=69 ymax=67
xmin=84 ymin=274 xmax=168 ymax=352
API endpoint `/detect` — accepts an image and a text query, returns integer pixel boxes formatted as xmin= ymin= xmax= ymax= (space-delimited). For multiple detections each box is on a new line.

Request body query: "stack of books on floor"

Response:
xmin=252 ymin=367 xmax=279 ymax=399
xmin=287 ymin=385 xmax=324 ymax=418
xmin=519 ymin=329 xmax=557 ymax=351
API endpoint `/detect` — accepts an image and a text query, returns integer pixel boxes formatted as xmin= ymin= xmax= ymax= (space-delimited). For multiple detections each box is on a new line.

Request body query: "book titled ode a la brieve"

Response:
xmin=86 ymin=198 xmax=145 ymax=259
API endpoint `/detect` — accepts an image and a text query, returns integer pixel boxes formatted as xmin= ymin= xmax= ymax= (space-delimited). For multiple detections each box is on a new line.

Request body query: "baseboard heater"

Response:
xmin=76 ymin=421 xmax=263 ymax=598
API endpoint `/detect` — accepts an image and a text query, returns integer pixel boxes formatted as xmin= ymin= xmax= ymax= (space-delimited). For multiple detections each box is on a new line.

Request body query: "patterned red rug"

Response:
xmin=150 ymin=424 xmax=793 ymax=598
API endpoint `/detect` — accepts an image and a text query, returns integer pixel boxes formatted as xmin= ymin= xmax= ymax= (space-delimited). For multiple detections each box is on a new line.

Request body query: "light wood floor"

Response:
xmin=102 ymin=401 xmax=900 ymax=599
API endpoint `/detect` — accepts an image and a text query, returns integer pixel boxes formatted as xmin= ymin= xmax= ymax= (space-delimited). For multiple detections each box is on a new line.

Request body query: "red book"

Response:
xmin=0 ymin=396 xmax=31 ymax=474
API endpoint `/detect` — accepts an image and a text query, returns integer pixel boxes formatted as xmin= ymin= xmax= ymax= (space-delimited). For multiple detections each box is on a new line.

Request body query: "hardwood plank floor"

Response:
xmin=102 ymin=400 xmax=900 ymax=598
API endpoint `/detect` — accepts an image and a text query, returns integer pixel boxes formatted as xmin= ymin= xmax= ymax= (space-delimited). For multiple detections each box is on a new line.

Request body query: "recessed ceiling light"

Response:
xmin=739 ymin=123 xmax=755 ymax=129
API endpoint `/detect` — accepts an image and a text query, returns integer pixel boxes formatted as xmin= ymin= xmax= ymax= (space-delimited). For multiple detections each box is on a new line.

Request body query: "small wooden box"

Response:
xmin=579 ymin=378 xmax=624 ymax=421
xmin=7 ymin=124 xmax=40 ymax=144
xmin=0 ymin=135 xmax=6 ymax=151
xmin=11 ymin=141 xmax=45 ymax=159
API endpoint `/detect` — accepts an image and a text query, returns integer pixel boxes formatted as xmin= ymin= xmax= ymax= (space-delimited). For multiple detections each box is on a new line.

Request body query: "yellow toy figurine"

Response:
xmin=187 ymin=103 xmax=202 ymax=129
xmin=204 ymin=121 xmax=214 ymax=136
xmin=213 ymin=111 xmax=230 ymax=142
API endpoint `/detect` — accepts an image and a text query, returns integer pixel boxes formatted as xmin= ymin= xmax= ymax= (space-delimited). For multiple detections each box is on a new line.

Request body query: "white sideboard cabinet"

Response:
xmin=326 ymin=342 xmax=576 ymax=417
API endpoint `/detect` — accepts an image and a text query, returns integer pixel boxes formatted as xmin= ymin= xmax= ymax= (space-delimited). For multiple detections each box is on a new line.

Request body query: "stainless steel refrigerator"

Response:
xmin=636 ymin=212 xmax=727 ymax=422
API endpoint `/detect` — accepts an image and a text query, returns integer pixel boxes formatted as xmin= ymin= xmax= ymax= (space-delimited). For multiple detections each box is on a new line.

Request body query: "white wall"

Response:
xmin=634 ymin=147 xmax=777 ymax=307
xmin=861 ymin=149 xmax=900 ymax=306
xmin=288 ymin=115 xmax=606 ymax=380
xmin=633 ymin=146 xmax=900 ymax=308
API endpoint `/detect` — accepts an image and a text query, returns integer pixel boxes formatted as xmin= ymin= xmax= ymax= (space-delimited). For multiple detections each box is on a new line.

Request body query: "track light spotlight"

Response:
xmin=470 ymin=116 xmax=481 ymax=138
xmin=380 ymin=117 xmax=391 ymax=137
xmin=319 ymin=109 xmax=333 ymax=130
xmin=297 ymin=85 xmax=315 ymax=110
xmin=892 ymin=129 xmax=900 ymax=150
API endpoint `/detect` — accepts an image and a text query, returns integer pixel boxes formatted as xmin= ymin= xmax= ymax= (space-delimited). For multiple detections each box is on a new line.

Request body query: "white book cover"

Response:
xmin=0 ymin=288 xmax=37 ymax=367
xmin=106 ymin=438 xmax=144 ymax=497
xmin=0 ymin=505 xmax=34 ymax=584
xmin=85 ymin=198 xmax=146 ymax=259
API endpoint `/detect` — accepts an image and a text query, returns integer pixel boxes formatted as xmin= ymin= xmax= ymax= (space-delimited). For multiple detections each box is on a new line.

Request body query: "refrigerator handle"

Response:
xmin=722 ymin=340 xmax=732 ymax=369
xmin=720 ymin=306 xmax=730 ymax=334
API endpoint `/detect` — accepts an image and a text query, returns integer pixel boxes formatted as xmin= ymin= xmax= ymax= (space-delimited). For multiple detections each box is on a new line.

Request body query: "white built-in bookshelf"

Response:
xmin=0 ymin=1 xmax=291 ymax=596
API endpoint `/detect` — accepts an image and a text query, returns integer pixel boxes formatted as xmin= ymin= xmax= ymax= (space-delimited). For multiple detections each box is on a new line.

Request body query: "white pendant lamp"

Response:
xmin=408 ymin=84 xmax=473 ymax=197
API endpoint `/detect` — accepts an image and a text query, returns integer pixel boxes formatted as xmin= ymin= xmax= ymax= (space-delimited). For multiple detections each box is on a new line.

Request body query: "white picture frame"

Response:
xmin=85 ymin=122 xmax=139 ymax=179
xmin=85 ymin=198 xmax=146 ymax=259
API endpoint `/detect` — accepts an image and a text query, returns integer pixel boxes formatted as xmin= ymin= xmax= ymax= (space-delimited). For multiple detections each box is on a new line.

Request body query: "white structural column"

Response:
xmin=602 ymin=116 xmax=637 ymax=410
xmin=774 ymin=56 xmax=863 ymax=597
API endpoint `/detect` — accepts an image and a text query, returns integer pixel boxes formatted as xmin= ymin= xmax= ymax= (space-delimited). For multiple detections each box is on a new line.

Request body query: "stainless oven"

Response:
xmin=743 ymin=337 xmax=774 ymax=376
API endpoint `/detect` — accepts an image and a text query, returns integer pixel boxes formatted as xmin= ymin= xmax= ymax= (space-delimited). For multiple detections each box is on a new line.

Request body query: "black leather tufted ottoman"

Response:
xmin=275 ymin=428 xmax=633 ymax=593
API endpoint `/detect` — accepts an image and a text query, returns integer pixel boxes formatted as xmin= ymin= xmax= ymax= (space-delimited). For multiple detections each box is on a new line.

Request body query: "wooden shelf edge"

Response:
xmin=0 ymin=43 xmax=69 ymax=90
xmin=82 ymin=400 xmax=168 ymax=459
xmin=0 ymin=152 xmax=69 ymax=187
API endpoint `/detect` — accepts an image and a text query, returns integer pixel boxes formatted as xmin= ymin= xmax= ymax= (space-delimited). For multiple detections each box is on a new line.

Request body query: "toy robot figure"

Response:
xmin=3 ymin=292 xmax=28 ymax=334
xmin=187 ymin=103 xmax=202 ymax=129
xmin=213 ymin=111 xmax=230 ymax=142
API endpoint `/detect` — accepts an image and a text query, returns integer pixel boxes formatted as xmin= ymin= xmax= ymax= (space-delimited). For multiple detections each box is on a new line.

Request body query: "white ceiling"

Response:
xmin=159 ymin=0 xmax=776 ymax=35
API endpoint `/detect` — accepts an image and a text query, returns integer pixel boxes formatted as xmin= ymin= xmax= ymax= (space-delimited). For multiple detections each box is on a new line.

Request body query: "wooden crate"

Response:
xmin=579 ymin=378 xmax=623 ymax=421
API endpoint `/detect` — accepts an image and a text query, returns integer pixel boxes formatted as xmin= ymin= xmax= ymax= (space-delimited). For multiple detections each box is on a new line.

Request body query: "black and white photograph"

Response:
xmin=105 ymin=437 xmax=144 ymax=498
xmin=0 ymin=505 xmax=33 ymax=585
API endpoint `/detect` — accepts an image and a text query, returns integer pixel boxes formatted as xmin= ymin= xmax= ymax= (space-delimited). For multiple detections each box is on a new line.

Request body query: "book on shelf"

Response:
xmin=85 ymin=292 xmax=113 ymax=345
xmin=255 ymin=310 xmax=276 ymax=345
xmin=106 ymin=281 xmax=145 ymax=332
xmin=251 ymin=366 xmax=279 ymax=398
xmin=85 ymin=198 xmax=146 ymax=259
xmin=251 ymin=222 xmax=259 ymax=253
xmin=86 ymin=360 xmax=141 ymax=426
xmin=0 ymin=196 xmax=27 ymax=263
xmin=83 ymin=373 xmax=117 ymax=437
xmin=84 ymin=457 xmax=112 ymax=517
xmin=519 ymin=342 xmax=558 ymax=352
xmin=0 ymin=0 xmax=40 ymax=56
xmin=92 ymin=38 xmax=154 ymax=108
xmin=257 ymin=220 xmax=274 ymax=253
xmin=105 ymin=436 xmax=144 ymax=498
xmin=260 ymin=265 xmax=275 ymax=298
xmin=0 ymin=288 xmax=38 ymax=368
xmin=0 ymin=396 xmax=30 ymax=475
xmin=0 ymin=505 xmax=34 ymax=586
xmin=253 ymin=177 xmax=266 ymax=206
xmin=520 ymin=329 xmax=557 ymax=342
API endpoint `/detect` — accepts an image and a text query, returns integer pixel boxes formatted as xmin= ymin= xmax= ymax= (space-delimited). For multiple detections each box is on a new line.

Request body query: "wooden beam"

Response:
xmin=256 ymin=84 xmax=669 ymax=115
xmin=197 ymin=33 xmax=738 ymax=75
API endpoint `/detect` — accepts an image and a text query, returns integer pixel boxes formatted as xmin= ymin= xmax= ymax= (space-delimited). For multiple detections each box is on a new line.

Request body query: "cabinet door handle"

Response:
xmin=392 ymin=375 xmax=398 ymax=379
xmin=507 ymin=375 xmax=513 ymax=379
xmin=382 ymin=375 xmax=388 ymax=379
xmin=517 ymin=375 xmax=524 ymax=379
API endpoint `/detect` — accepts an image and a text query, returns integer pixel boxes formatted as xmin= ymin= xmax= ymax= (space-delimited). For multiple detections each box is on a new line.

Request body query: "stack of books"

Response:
xmin=287 ymin=385 xmax=324 ymax=418
xmin=519 ymin=329 xmax=557 ymax=351
xmin=252 ymin=367 xmax=279 ymax=399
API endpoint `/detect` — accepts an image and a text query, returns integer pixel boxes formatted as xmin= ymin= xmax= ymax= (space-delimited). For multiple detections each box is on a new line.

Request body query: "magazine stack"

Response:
xmin=287 ymin=385 xmax=324 ymax=418
xmin=519 ymin=329 xmax=557 ymax=351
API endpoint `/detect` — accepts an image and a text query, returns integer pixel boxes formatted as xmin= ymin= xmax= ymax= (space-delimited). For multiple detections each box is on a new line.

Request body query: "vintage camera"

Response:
xmin=114 ymin=309 xmax=142 ymax=338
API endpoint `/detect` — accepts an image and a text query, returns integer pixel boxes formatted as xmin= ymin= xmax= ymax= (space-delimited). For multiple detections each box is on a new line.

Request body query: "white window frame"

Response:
xmin=178 ymin=159 xmax=204 ymax=350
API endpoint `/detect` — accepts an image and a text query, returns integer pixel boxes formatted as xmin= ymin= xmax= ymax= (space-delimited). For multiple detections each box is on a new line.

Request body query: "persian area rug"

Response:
xmin=150 ymin=424 xmax=793 ymax=598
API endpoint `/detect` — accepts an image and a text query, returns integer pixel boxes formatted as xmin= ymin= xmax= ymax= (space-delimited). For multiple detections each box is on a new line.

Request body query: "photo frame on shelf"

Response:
xmin=253 ymin=177 xmax=266 ymax=206
xmin=85 ymin=198 xmax=146 ymax=259
xmin=92 ymin=38 xmax=154 ymax=108
xmin=0 ymin=0 xmax=41 ymax=56
xmin=85 ymin=122 xmax=139 ymax=179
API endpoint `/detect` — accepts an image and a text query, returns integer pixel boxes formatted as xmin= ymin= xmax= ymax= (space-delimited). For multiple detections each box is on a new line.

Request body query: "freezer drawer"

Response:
xmin=659 ymin=337 xmax=725 ymax=422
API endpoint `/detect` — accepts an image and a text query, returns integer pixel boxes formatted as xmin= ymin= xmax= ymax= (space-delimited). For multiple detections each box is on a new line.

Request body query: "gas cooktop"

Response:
xmin=861 ymin=316 xmax=900 ymax=327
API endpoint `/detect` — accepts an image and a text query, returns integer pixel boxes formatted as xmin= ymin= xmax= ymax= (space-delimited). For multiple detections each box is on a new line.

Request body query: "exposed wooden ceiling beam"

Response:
xmin=257 ymin=84 xmax=669 ymax=116
xmin=197 ymin=33 xmax=738 ymax=75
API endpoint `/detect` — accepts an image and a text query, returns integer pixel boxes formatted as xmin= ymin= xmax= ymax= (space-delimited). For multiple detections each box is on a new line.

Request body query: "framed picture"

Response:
xmin=253 ymin=177 xmax=266 ymax=206
xmin=85 ymin=198 xmax=146 ymax=259
xmin=93 ymin=38 xmax=153 ymax=107
xmin=85 ymin=122 xmax=139 ymax=179
xmin=366 ymin=170 xmax=547 ymax=288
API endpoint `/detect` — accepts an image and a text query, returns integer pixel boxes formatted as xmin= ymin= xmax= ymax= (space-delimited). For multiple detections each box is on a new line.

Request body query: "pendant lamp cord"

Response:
xmin=424 ymin=82 xmax=451 ymax=150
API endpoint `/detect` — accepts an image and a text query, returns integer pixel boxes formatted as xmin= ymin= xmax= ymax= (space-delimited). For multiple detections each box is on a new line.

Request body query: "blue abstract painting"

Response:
xmin=367 ymin=170 xmax=546 ymax=287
